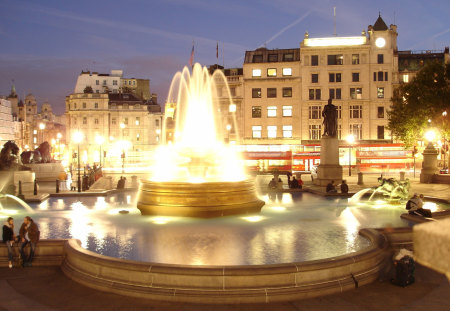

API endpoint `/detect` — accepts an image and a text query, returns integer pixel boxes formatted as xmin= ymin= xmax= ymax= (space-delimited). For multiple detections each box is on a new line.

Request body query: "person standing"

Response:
xmin=2 ymin=217 xmax=15 ymax=268
xmin=340 ymin=180 xmax=349 ymax=194
xmin=19 ymin=216 xmax=40 ymax=267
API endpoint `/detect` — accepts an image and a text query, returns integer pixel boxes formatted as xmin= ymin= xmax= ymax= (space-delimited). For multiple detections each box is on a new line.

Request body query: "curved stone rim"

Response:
xmin=61 ymin=228 xmax=388 ymax=303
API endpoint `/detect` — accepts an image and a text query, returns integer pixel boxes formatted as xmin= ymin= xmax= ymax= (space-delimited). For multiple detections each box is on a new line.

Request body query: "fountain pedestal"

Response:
xmin=420 ymin=143 xmax=439 ymax=183
xmin=314 ymin=135 xmax=343 ymax=186
xmin=137 ymin=179 xmax=264 ymax=217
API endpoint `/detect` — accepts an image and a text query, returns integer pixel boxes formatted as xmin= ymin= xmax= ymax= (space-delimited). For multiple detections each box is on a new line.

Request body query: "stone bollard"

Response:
xmin=33 ymin=179 xmax=38 ymax=195
xmin=400 ymin=171 xmax=405 ymax=181
xmin=56 ymin=179 xmax=59 ymax=193
xmin=18 ymin=181 xmax=25 ymax=200
xmin=357 ymin=172 xmax=364 ymax=185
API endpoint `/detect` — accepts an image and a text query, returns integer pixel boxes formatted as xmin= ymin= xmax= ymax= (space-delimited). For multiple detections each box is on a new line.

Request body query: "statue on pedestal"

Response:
xmin=322 ymin=98 xmax=338 ymax=137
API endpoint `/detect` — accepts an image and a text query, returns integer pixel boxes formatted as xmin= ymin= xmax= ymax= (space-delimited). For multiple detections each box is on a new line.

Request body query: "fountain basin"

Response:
xmin=137 ymin=179 xmax=265 ymax=217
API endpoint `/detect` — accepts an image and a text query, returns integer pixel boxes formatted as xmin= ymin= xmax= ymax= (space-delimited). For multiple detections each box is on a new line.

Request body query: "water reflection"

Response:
xmin=0 ymin=192 xmax=447 ymax=265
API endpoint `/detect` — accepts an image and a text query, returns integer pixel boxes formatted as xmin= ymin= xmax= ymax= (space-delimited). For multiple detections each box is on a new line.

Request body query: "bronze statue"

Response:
xmin=322 ymin=98 xmax=338 ymax=137
xmin=0 ymin=141 xmax=30 ymax=171
xmin=20 ymin=141 xmax=52 ymax=164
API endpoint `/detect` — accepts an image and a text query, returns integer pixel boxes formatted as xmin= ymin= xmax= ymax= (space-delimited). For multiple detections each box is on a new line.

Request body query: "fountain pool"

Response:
xmin=1 ymin=191 xmax=448 ymax=266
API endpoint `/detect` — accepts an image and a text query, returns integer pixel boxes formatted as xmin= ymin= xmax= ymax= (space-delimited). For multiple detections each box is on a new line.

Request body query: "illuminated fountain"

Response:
xmin=137 ymin=64 xmax=264 ymax=217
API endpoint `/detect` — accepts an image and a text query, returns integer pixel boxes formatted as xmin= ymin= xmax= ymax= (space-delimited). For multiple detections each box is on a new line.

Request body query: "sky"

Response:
xmin=0 ymin=0 xmax=449 ymax=114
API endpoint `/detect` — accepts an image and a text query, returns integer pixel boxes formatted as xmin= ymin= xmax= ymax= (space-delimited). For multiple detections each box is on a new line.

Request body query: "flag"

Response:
xmin=216 ymin=42 xmax=219 ymax=60
xmin=189 ymin=43 xmax=194 ymax=67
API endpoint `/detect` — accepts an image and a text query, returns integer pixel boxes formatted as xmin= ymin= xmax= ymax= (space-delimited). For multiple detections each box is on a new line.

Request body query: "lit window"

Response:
xmin=283 ymin=125 xmax=292 ymax=138
xmin=352 ymin=54 xmax=360 ymax=65
xmin=267 ymin=68 xmax=277 ymax=77
xmin=267 ymin=126 xmax=277 ymax=138
xmin=136 ymin=133 xmax=140 ymax=141
xmin=252 ymin=126 xmax=262 ymax=138
xmin=350 ymin=88 xmax=362 ymax=99
xmin=350 ymin=124 xmax=363 ymax=139
xmin=33 ymin=137 xmax=37 ymax=143
xmin=283 ymin=87 xmax=292 ymax=97
xmin=33 ymin=130 xmax=37 ymax=134
xmin=252 ymin=106 xmax=261 ymax=118
xmin=309 ymin=106 xmax=322 ymax=119
xmin=309 ymin=125 xmax=321 ymax=140
xmin=252 ymin=69 xmax=261 ymax=77
xmin=267 ymin=106 xmax=277 ymax=117
xmin=327 ymin=54 xmax=343 ymax=65
xmin=282 ymin=68 xmax=292 ymax=76
xmin=229 ymin=104 xmax=236 ymax=112
xmin=282 ymin=106 xmax=292 ymax=117
xmin=136 ymin=117 xmax=140 ymax=125
xmin=252 ymin=88 xmax=261 ymax=98
xmin=403 ymin=74 xmax=409 ymax=83
xmin=377 ymin=87 xmax=384 ymax=98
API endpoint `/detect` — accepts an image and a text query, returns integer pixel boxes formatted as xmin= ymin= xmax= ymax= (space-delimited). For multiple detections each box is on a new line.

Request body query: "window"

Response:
xmin=377 ymin=54 xmax=384 ymax=64
xmin=268 ymin=54 xmax=278 ymax=62
xmin=352 ymin=54 xmax=360 ymax=65
xmin=282 ymin=87 xmax=292 ymax=97
xmin=123 ymin=129 xmax=129 ymax=137
xmin=94 ymin=103 xmax=98 ymax=109
xmin=252 ymin=88 xmax=261 ymax=98
xmin=94 ymin=119 xmax=99 ymax=125
xmin=385 ymin=72 xmax=388 ymax=81
xmin=267 ymin=126 xmax=277 ymax=138
xmin=311 ymin=73 xmax=319 ymax=83
xmin=230 ymin=87 xmax=236 ymax=96
xmin=103 ymin=80 xmax=107 ymax=86
xmin=113 ymin=80 xmax=118 ymax=85
xmin=283 ymin=106 xmax=292 ymax=117
xmin=283 ymin=125 xmax=292 ymax=138
xmin=329 ymin=73 xmax=341 ymax=83
xmin=283 ymin=53 xmax=294 ymax=61
xmin=378 ymin=71 xmax=384 ymax=81
xmin=73 ymin=118 xmax=77 ymax=125
xmin=96 ymin=80 xmax=99 ymax=85
xmin=309 ymin=106 xmax=322 ymax=119
xmin=252 ymin=55 xmax=263 ymax=62
xmin=350 ymin=124 xmax=363 ymax=140
xmin=136 ymin=133 xmax=140 ymax=141
xmin=309 ymin=89 xmax=321 ymax=100
xmin=83 ymin=117 xmax=87 ymax=124
xmin=329 ymin=88 xmax=341 ymax=99
xmin=252 ymin=126 xmax=262 ymax=138
xmin=136 ymin=117 xmax=140 ymax=125
xmin=267 ymin=68 xmax=277 ymax=77
xmin=112 ymin=118 xmax=116 ymax=125
xmin=252 ymin=106 xmax=261 ymax=118
xmin=267 ymin=88 xmax=277 ymax=98
xmin=377 ymin=107 xmax=385 ymax=118
xmin=252 ymin=69 xmax=261 ymax=77
xmin=311 ymin=55 xmax=319 ymax=66
xmin=124 ymin=117 xmax=128 ymax=125
xmin=282 ymin=68 xmax=292 ymax=76
xmin=352 ymin=73 xmax=360 ymax=82
xmin=350 ymin=88 xmax=362 ymax=99
xmin=327 ymin=54 xmax=343 ymax=65
xmin=377 ymin=126 xmax=385 ymax=139
xmin=133 ymin=81 xmax=136 ymax=85
xmin=377 ymin=87 xmax=385 ymax=98
xmin=309 ymin=125 xmax=321 ymax=140
xmin=336 ymin=105 xmax=342 ymax=119
xmin=403 ymin=74 xmax=409 ymax=83
xmin=155 ymin=119 xmax=160 ymax=127
xmin=74 ymin=103 xmax=77 ymax=109
xmin=337 ymin=124 xmax=342 ymax=140
xmin=82 ymin=102 xmax=86 ymax=108
xmin=128 ymin=81 xmax=132 ymax=85
xmin=349 ymin=105 xmax=362 ymax=119
xmin=267 ymin=106 xmax=277 ymax=117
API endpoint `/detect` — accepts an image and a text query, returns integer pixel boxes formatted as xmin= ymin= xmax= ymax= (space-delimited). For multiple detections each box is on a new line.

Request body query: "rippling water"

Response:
xmin=1 ymin=192 xmax=447 ymax=265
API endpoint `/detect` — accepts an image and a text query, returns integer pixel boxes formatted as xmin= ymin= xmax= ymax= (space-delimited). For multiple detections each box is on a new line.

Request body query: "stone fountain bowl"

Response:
xmin=137 ymin=179 xmax=265 ymax=217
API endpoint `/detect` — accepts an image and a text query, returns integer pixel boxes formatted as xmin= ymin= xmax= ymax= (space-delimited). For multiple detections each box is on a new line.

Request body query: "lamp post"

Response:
xmin=443 ymin=111 xmax=447 ymax=172
xmin=120 ymin=123 xmax=126 ymax=173
xmin=39 ymin=123 xmax=46 ymax=144
xmin=226 ymin=124 xmax=231 ymax=143
xmin=57 ymin=133 xmax=62 ymax=160
xmin=95 ymin=135 xmax=105 ymax=167
xmin=73 ymin=131 xmax=84 ymax=192
xmin=346 ymin=134 xmax=355 ymax=176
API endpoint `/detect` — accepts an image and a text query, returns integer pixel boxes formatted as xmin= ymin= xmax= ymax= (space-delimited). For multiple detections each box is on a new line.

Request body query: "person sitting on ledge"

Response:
xmin=2 ymin=217 xmax=15 ymax=268
xmin=406 ymin=193 xmax=432 ymax=217
xmin=268 ymin=178 xmax=277 ymax=189
xmin=340 ymin=180 xmax=349 ymax=194
xmin=326 ymin=180 xmax=337 ymax=193
xmin=19 ymin=216 xmax=40 ymax=267
xmin=290 ymin=176 xmax=299 ymax=189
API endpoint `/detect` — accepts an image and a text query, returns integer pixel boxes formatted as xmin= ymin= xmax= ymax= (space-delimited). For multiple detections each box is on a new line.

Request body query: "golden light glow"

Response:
xmin=304 ymin=36 xmax=366 ymax=47
xmin=425 ymin=129 xmax=436 ymax=142
xmin=241 ymin=216 xmax=265 ymax=222
xmin=375 ymin=37 xmax=386 ymax=48
xmin=39 ymin=123 xmax=45 ymax=130
xmin=57 ymin=132 xmax=62 ymax=139
xmin=95 ymin=135 xmax=105 ymax=145
xmin=229 ymin=104 xmax=236 ymax=112
xmin=346 ymin=134 xmax=355 ymax=144
xmin=72 ymin=131 xmax=83 ymax=144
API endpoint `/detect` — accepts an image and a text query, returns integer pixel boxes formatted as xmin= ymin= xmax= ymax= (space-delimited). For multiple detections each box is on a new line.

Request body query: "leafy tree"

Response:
xmin=388 ymin=61 xmax=450 ymax=148
xmin=83 ymin=86 xmax=93 ymax=93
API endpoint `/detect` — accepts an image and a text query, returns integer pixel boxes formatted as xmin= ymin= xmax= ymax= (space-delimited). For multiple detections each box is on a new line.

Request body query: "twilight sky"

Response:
xmin=0 ymin=0 xmax=449 ymax=114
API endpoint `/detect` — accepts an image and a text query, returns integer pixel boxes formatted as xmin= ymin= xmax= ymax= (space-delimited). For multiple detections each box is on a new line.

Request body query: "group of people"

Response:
xmin=326 ymin=180 xmax=348 ymax=194
xmin=406 ymin=193 xmax=432 ymax=217
xmin=268 ymin=174 xmax=304 ymax=190
xmin=116 ymin=176 xmax=127 ymax=189
xmin=2 ymin=216 xmax=40 ymax=268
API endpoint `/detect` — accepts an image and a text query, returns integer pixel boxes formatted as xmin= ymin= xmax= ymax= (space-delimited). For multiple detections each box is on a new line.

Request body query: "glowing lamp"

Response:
xmin=229 ymin=104 xmax=236 ymax=112
xmin=95 ymin=135 xmax=105 ymax=145
xmin=375 ymin=37 xmax=386 ymax=48
xmin=425 ymin=130 xmax=436 ymax=142
xmin=72 ymin=131 xmax=84 ymax=144
xmin=346 ymin=134 xmax=355 ymax=144
xmin=39 ymin=123 xmax=46 ymax=130
xmin=57 ymin=133 xmax=62 ymax=139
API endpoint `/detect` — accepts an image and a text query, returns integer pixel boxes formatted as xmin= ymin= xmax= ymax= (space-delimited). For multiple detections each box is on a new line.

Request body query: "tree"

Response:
xmin=83 ymin=86 xmax=93 ymax=93
xmin=388 ymin=61 xmax=450 ymax=148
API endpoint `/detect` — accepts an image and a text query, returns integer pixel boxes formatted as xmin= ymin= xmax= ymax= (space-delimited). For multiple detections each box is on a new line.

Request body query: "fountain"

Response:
xmin=137 ymin=64 xmax=264 ymax=217
xmin=349 ymin=177 xmax=410 ymax=204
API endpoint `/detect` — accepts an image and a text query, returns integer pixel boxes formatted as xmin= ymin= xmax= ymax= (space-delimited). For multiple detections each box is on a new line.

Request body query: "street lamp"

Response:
xmin=346 ymin=134 xmax=355 ymax=176
xmin=424 ymin=129 xmax=436 ymax=145
xmin=39 ymin=123 xmax=46 ymax=144
xmin=95 ymin=135 xmax=105 ymax=167
xmin=443 ymin=111 xmax=447 ymax=172
xmin=72 ymin=131 xmax=84 ymax=192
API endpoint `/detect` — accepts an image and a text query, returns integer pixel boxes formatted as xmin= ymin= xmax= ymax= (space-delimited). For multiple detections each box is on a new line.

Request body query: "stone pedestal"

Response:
xmin=26 ymin=163 xmax=65 ymax=181
xmin=314 ymin=135 xmax=343 ymax=186
xmin=420 ymin=143 xmax=439 ymax=183
xmin=13 ymin=171 xmax=36 ymax=193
